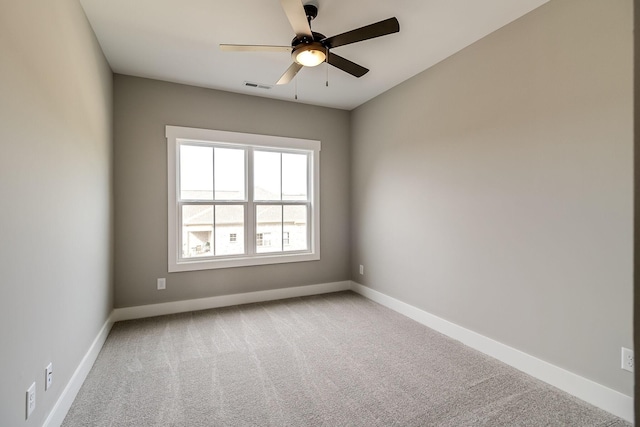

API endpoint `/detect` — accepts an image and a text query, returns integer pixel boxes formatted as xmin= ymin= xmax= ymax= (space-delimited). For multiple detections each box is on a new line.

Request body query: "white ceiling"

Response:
xmin=79 ymin=0 xmax=549 ymax=110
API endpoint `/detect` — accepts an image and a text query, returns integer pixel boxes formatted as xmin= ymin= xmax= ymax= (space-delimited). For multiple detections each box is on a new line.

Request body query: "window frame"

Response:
xmin=167 ymin=125 xmax=321 ymax=272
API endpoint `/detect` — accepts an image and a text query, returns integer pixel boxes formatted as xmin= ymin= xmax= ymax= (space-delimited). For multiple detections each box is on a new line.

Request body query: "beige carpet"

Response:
xmin=62 ymin=291 xmax=629 ymax=426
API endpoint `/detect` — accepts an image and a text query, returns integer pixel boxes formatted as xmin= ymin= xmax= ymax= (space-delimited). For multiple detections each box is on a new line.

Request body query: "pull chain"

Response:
xmin=326 ymin=48 xmax=329 ymax=87
xmin=295 ymin=76 xmax=298 ymax=100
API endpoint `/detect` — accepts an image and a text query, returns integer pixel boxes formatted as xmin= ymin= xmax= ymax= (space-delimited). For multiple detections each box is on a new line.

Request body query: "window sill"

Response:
xmin=168 ymin=251 xmax=320 ymax=272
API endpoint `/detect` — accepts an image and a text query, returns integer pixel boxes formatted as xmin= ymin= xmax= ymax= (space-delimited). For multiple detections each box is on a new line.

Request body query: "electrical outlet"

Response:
xmin=621 ymin=347 xmax=634 ymax=372
xmin=157 ymin=278 xmax=166 ymax=290
xmin=45 ymin=363 xmax=53 ymax=391
xmin=26 ymin=382 xmax=35 ymax=419
xmin=359 ymin=265 xmax=364 ymax=275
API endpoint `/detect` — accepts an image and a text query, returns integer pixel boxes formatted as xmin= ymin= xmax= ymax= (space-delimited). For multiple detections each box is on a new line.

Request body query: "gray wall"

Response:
xmin=350 ymin=0 xmax=633 ymax=396
xmin=0 ymin=0 xmax=113 ymax=425
xmin=113 ymin=75 xmax=350 ymax=307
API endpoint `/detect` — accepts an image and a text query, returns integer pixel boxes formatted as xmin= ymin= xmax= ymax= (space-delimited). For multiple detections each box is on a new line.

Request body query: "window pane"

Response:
xmin=254 ymin=151 xmax=281 ymax=201
xmin=215 ymin=147 xmax=245 ymax=200
xmin=283 ymin=205 xmax=307 ymax=251
xmin=256 ymin=205 xmax=282 ymax=253
xmin=180 ymin=145 xmax=213 ymax=200
xmin=182 ymin=205 xmax=213 ymax=258
xmin=282 ymin=153 xmax=308 ymax=201
xmin=215 ymin=205 xmax=245 ymax=256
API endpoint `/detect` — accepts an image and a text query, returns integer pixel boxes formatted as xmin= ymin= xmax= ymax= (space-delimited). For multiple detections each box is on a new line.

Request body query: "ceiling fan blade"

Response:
xmin=220 ymin=44 xmax=291 ymax=53
xmin=322 ymin=17 xmax=400 ymax=49
xmin=327 ymin=53 xmax=369 ymax=78
xmin=276 ymin=62 xmax=304 ymax=85
xmin=280 ymin=0 xmax=312 ymax=38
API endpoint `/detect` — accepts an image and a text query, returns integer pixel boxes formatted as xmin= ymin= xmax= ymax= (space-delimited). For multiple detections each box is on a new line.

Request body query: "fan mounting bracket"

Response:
xmin=303 ymin=3 xmax=318 ymax=22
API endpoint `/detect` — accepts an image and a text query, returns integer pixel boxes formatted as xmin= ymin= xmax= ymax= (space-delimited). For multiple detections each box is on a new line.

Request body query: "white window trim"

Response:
xmin=166 ymin=125 xmax=321 ymax=272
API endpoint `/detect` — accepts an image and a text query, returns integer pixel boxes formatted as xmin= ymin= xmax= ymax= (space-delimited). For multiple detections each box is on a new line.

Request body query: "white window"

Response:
xmin=166 ymin=126 xmax=320 ymax=272
xmin=256 ymin=232 xmax=271 ymax=247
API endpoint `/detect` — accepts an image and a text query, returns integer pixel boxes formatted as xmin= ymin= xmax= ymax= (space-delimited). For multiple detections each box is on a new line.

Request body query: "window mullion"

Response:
xmin=212 ymin=203 xmax=216 ymax=257
xmin=211 ymin=147 xmax=216 ymax=203
xmin=247 ymin=147 xmax=255 ymax=256
xmin=279 ymin=153 xmax=284 ymax=253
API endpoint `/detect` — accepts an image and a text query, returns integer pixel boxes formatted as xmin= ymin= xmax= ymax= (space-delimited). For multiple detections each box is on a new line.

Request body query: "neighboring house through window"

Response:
xmin=256 ymin=232 xmax=272 ymax=247
xmin=166 ymin=125 xmax=321 ymax=272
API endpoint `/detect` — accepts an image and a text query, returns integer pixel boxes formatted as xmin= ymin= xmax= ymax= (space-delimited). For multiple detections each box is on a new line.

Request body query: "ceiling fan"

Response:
xmin=220 ymin=0 xmax=400 ymax=85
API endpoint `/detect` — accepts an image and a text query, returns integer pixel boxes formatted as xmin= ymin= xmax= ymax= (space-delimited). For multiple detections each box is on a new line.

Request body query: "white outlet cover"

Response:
xmin=45 ymin=363 xmax=53 ymax=390
xmin=621 ymin=347 xmax=634 ymax=372
xmin=26 ymin=382 xmax=35 ymax=419
xmin=157 ymin=278 xmax=166 ymax=290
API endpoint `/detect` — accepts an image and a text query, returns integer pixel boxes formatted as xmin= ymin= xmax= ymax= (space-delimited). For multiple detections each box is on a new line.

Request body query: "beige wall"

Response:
xmin=350 ymin=0 xmax=633 ymax=396
xmin=0 ymin=0 xmax=113 ymax=425
xmin=113 ymin=75 xmax=350 ymax=307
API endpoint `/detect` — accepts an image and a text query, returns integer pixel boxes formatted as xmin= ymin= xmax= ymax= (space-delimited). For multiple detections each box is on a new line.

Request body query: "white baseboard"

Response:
xmin=113 ymin=281 xmax=351 ymax=322
xmin=350 ymin=281 xmax=634 ymax=423
xmin=43 ymin=314 xmax=114 ymax=427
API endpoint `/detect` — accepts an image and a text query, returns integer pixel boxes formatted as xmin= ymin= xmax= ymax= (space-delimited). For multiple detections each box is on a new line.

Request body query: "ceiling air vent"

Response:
xmin=243 ymin=81 xmax=272 ymax=90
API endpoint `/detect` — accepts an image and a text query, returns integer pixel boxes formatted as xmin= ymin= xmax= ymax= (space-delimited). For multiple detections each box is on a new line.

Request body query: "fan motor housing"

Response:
xmin=291 ymin=32 xmax=326 ymax=48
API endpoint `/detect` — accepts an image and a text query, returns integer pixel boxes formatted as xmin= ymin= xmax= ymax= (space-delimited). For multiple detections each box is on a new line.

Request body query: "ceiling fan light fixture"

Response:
xmin=293 ymin=43 xmax=326 ymax=67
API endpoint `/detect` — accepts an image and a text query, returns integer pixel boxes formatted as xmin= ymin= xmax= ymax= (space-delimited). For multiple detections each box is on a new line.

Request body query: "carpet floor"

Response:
xmin=62 ymin=291 xmax=630 ymax=426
